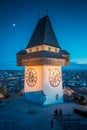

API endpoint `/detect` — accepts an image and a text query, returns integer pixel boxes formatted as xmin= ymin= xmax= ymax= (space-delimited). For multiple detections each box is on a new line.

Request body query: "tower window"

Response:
xmin=29 ymin=49 xmax=32 ymax=53
xmin=36 ymin=47 xmax=39 ymax=51
xmin=48 ymin=47 xmax=51 ymax=51
xmin=55 ymin=48 xmax=57 ymax=52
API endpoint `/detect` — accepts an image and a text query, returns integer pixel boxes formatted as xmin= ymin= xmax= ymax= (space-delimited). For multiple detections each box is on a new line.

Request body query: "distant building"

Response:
xmin=75 ymin=80 xmax=87 ymax=87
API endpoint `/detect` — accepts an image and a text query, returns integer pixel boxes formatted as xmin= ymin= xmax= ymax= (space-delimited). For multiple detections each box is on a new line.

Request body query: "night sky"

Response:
xmin=0 ymin=0 xmax=87 ymax=70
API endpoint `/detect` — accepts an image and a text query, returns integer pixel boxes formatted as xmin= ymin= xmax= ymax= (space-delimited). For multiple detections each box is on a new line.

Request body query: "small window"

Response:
xmin=36 ymin=47 xmax=39 ymax=51
xmin=55 ymin=48 xmax=57 ymax=52
xmin=29 ymin=49 xmax=32 ymax=53
xmin=48 ymin=47 xmax=51 ymax=51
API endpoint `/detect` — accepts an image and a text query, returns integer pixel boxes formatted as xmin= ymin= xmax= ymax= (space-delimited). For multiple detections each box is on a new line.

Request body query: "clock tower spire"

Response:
xmin=17 ymin=15 xmax=70 ymax=105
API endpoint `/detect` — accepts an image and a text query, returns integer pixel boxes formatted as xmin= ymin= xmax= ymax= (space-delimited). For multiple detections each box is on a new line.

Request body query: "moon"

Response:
xmin=12 ymin=24 xmax=16 ymax=27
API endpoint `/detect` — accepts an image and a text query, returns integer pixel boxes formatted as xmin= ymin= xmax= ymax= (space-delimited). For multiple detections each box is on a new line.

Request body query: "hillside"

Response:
xmin=63 ymin=62 xmax=87 ymax=70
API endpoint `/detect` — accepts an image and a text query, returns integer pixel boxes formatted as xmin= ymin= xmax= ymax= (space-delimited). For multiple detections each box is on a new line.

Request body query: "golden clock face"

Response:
xmin=26 ymin=68 xmax=37 ymax=87
xmin=49 ymin=68 xmax=61 ymax=87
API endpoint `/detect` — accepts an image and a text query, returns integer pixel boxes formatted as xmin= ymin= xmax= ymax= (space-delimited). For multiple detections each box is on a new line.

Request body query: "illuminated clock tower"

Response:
xmin=17 ymin=16 xmax=70 ymax=105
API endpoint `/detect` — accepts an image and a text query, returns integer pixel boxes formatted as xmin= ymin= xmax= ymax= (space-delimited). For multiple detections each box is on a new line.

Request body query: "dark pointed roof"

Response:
xmin=26 ymin=15 xmax=60 ymax=48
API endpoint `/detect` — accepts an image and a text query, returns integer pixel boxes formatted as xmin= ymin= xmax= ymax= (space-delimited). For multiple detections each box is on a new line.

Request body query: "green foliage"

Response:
xmin=0 ymin=85 xmax=7 ymax=95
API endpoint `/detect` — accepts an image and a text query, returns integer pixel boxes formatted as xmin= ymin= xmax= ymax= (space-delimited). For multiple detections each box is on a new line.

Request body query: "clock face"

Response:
xmin=49 ymin=68 xmax=61 ymax=87
xmin=26 ymin=68 xmax=37 ymax=87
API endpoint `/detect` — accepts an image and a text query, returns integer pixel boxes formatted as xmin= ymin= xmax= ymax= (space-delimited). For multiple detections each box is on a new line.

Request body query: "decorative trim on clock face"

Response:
xmin=26 ymin=68 xmax=37 ymax=87
xmin=49 ymin=68 xmax=61 ymax=87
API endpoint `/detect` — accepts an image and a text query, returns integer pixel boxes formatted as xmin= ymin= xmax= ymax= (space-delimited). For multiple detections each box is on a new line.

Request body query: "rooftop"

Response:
xmin=26 ymin=15 xmax=60 ymax=48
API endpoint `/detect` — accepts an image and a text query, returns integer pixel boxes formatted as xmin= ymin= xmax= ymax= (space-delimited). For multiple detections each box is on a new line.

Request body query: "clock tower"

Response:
xmin=17 ymin=16 xmax=70 ymax=105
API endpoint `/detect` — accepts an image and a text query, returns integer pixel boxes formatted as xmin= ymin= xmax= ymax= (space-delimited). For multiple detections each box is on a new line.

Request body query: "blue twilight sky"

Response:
xmin=0 ymin=0 xmax=87 ymax=70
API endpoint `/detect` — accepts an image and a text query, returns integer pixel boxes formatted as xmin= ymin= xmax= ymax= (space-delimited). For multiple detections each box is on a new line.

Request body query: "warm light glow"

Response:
xmin=24 ymin=65 xmax=63 ymax=105
xmin=24 ymin=66 xmax=43 ymax=92
xmin=25 ymin=45 xmax=60 ymax=53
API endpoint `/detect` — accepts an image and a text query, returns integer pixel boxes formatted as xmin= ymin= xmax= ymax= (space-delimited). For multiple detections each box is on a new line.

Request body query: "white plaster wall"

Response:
xmin=42 ymin=65 xmax=63 ymax=105
xmin=24 ymin=65 xmax=63 ymax=105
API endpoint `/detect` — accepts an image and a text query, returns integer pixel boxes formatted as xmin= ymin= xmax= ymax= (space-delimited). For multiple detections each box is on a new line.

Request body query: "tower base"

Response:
xmin=24 ymin=91 xmax=46 ymax=105
xmin=24 ymin=91 xmax=63 ymax=105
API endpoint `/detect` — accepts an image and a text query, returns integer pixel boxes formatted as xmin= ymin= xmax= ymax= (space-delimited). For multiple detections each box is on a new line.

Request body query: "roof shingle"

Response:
xmin=26 ymin=16 xmax=60 ymax=48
